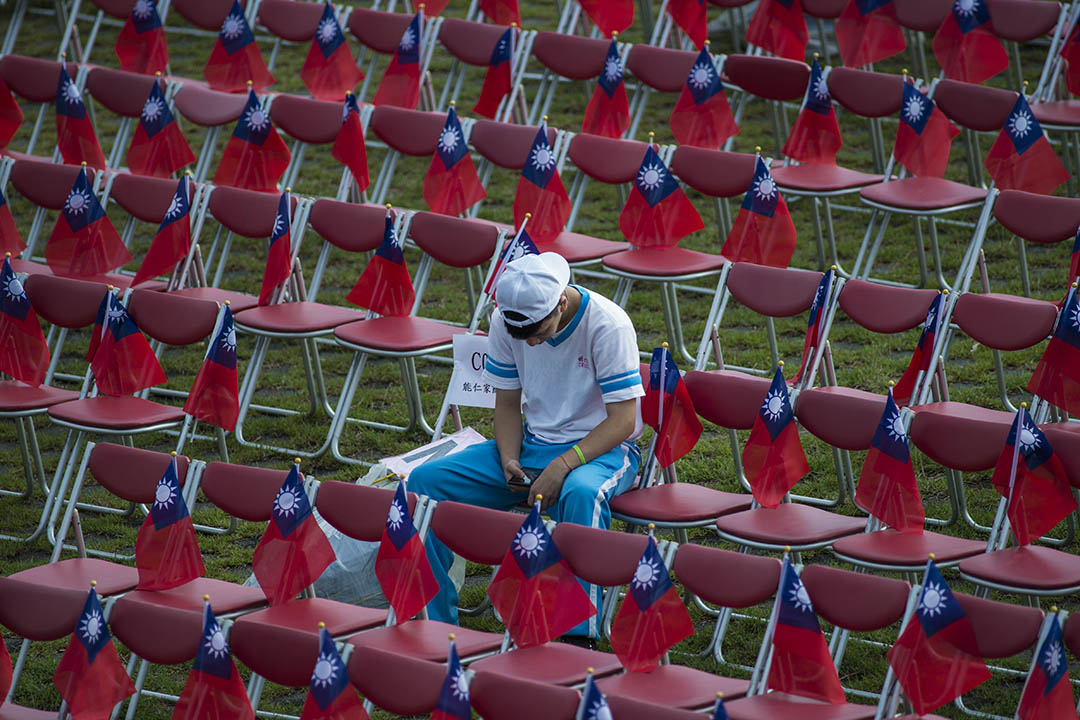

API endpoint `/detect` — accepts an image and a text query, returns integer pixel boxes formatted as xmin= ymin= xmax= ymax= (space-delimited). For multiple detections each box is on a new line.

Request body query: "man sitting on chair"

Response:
xmin=409 ymin=252 xmax=644 ymax=641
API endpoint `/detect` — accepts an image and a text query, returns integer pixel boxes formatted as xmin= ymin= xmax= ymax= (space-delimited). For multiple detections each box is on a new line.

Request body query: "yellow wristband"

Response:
xmin=572 ymin=444 xmax=586 ymax=467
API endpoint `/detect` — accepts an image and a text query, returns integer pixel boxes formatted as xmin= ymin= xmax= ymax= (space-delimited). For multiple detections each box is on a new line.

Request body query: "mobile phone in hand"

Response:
xmin=507 ymin=467 xmax=541 ymax=488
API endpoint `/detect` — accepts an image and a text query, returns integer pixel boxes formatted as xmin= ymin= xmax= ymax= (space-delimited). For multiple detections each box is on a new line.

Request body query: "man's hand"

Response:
xmin=502 ymin=457 xmax=528 ymax=491
xmin=529 ymin=457 xmax=571 ymax=510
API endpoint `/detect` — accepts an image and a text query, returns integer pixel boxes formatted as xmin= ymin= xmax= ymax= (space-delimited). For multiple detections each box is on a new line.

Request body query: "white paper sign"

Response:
xmin=379 ymin=426 xmax=488 ymax=479
xmin=446 ymin=333 xmax=497 ymax=409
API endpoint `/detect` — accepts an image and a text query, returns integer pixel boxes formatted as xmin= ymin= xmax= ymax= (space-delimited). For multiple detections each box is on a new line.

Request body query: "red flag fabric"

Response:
xmin=374 ymin=482 xmax=440 ymax=622
xmin=0 ymin=187 xmax=24 ymax=257
xmin=0 ymin=78 xmax=23 ymax=149
xmin=203 ymin=0 xmax=274 ymax=92
xmin=931 ymin=0 xmax=1008 ymax=85
xmin=473 ymin=26 xmax=514 ymax=119
xmin=722 ymin=156 xmax=797 ymax=267
xmin=133 ymin=175 xmax=193 ymax=287
xmin=1069 ymin=229 xmax=1080 ymax=288
xmin=984 ymin=94 xmax=1069 ymax=195
xmin=88 ymin=290 xmax=167 ymax=397
xmin=55 ymin=66 xmax=107 ymax=170
xmin=1017 ymin=615 xmax=1077 ymax=720
xmin=479 ymin=0 xmax=520 ymax=26
xmin=577 ymin=0 xmax=633 ymax=36
xmin=0 ymin=629 xmax=11 ymax=705
xmin=126 ymin=78 xmax=196 ymax=178
xmin=423 ymin=105 xmax=487 ymax=216
xmin=669 ymin=48 xmax=738 ymax=150
xmin=302 ymin=2 xmax=365 ymax=102
xmin=0 ymin=257 xmax=48 ymax=387
xmin=854 ymin=389 xmax=925 ymax=532
xmin=745 ymin=0 xmax=807 ymax=61
xmin=487 ymin=505 xmax=597 ymax=648
xmin=782 ymin=58 xmax=841 ymax=164
xmin=483 ymin=225 xmax=539 ymax=300
xmin=429 ymin=641 xmax=471 ymax=720
xmin=252 ymin=463 xmax=336 ymax=606
xmin=115 ymin=0 xmax=169 ymax=75
xmin=789 ymin=268 xmax=833 ymax=387
xmin=213 ymin=89 xmax=292 ymax=193
xmin=260 ymin=191 xmax=293 ymax=306
xmin=183 ymin=304 xmax=240 ymax=431
xmin=641 ymin=346 xmax=702 ymax=468
xmin=893 ymin=81 xmax=959 ymax=179
xmin=835 ymin=0 xmax=905 ymax=68
xmin=135 ymin=455 xmax=205 ymax=590
xmin=513 ymin=123 xmax=571 ymax=244
xmin=666 ymin=0 xmax=706 ymax=49
xmin=1060 ymin=22 xmax=1080 ymax=97
xmin=893 ymin=292 xmax=942 ymax=407
xmin=1028 ymin=284 xmax=1080 ymax=416
xmin=299 ymin=627 xmax=369 ymax=720
xmin=373 ymin=12 xmax=423 ymax=109
xmin=46 ymin=168 xmax=132 ymax=278
xmin=742 ymin=366 xmax=809 ymax=508
xmin=768 ymin=559 xmax=845 ymax=703
xmin=887 ymin=561 xmax=991 ymax=715
xmin=346 ymin=213 xmax=415 ymax=316
xmin=331 ymin=94 xmax=370 ymax=194
xmin=990 ymin=407 xmax=1075 ymax=546
xmin=582 ymin=39 xmax=630 ymax=138
xmin=619 ymin=145 xmax=704 ymax=248
xmin=609 ymin=536 xmax=694 ymax=672
xmin=53 ymin=588 xmax=136 ymax=720
xmin=174 ymin=603 xmax=255 ymax=720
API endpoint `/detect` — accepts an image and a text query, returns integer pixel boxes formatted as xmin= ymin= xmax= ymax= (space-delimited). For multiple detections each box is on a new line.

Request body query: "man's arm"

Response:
xmin=494 ymin=387 xmax=526 ymax=484
xmin=528 ymin=397 xmax=637 ymax=509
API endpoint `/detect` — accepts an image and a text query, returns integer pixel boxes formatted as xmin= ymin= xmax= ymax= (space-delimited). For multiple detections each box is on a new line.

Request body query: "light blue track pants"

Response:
xmin=408 ymin=432 xmax=640 ymax=638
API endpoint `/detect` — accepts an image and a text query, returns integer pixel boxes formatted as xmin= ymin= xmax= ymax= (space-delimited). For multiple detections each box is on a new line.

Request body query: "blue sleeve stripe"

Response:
xmin=597 ymin=368 xmax=639 ymax=384
xmin=600 ymin=376 xmax=642 ymax=393
xmin=485 ymin=361 xmax=518 ymax=378
xmin=487 ymin=357 xmax=515 ymax=370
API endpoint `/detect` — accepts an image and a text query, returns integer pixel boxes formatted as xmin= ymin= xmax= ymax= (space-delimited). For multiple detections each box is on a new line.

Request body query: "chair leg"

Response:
xmin=329 ymin=351 xmax=371 ymax=465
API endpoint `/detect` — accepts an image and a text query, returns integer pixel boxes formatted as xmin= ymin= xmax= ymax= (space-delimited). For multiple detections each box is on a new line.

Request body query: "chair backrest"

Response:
xmin=91 ymin=0 xmax=137 ymax=18
xmin=955 ymin=591 xmax=1043 ymax=658
xmin=470 ymin=671 xmax=581 ymax=720
xmin=1040 ymin=423 xmax=1080 ymax=488
xmin=347 ymin=646 xmax=447 ymax=716
xmin=670 ymin=146 xmax=756 ymax=199
xmin=909 ymin=403 xmax=1013 ymax=472
xmin=723 ymin=54 xmax=810 ymax=102
xmin=726 ymin=262 xmax=823 ymax=317
xmin=0 ymin=577 xmax=94 ymax=642
xmin=109 ymin=600 xmax=204 ymax=665
xmin=173 ymin=83 xmax=249 ymax=128
xmin=25 ymin=274 xmax=109 ymax=329
xmin=935 ymin=80 xmax=1017 ymax=133
xmin=672 ymin=543 xmax=781 ymax=608
xmin=170 ymin=0 xmax=240 ymax=31
xmin=470 ymin=119 xmax=557 ymax=170
xmin=10 ymin=160 xmax=93 ymax=210
xmin=795 ymin=389 xmax=889 ymax=452
xmin=625 ymin=44 xmax=697 ymax=93
xmin=827 ymin=67 xmax=904 ymax=119
xmin=270 ymin=94 xmax=342 ymax=145
xmin=439 ymin=17 xmax=512 ymax=66
xmin=892 ymin=0 xmax=952 ymax=32
xmin=605 ymin=696 xmax=707 ymax=720
xmin=801 ymin=565 xmax=910 ymax=632
xmin=314 ymin=480 xmax=418 ymax=543
xmin=530 ymin=31 xmax=610 ymax=80
xmin=550 ymin=522 xmax=650 ymax=586
xmin=256 ymin=0 xmax=323 ymax=42
xmin=429 ymin=500 xmax=525 ymax=565
xmin=347 ymin=8 xmax=413 ymax=54
xmin=207 ymin=185 xmax=298 ymax=238
xmin=85 ymin=66 xmax=157 ymax=118
xmin=198 ymin=461 xmax=292 ymax=521
xmin=407 ymin=211 xmax=500 ymax=269
xmin=684 ymin=368 xmax=772 ymax=430
xmin=801 ymin=0 xmax=847 ymax=18
xmin=107 ymin=172 xmax=196 ymax=224
xmin=1064 ymin=611 xmax=1080 ymax=658
xmin=0 ymin=55 xmax=81 ymax=102
xmin=88 ymin=442 xmax=190 ymax=503
xmin=987 ymin=0 xmax=1062 ymax=42
xmin=567 ymin=133 xmax=653 ymax=184
xmin=951 ymin=292 xmax=1058 ymax=351
xmin=836 ymin=280 xmax=939 ymax=335
xmin=993 ymin=190 xmax=1080 ymax=246
xmin=308 ymin=198 xmax=390 ymax=253
xmin=127 ymin=288 xmax=219 ymax=346
xmin=369 ymin=105 xmax=447 ymax=157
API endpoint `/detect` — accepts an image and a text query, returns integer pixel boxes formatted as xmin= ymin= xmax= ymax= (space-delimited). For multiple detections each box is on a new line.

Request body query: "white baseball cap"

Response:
xmin=497 ymin=252 xmax=571 ymax=327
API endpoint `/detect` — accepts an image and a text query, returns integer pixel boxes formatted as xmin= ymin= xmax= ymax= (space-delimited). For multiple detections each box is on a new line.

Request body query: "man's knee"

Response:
xmin=557 ymin=474 xmax=609 ymax=529
xmin=408 ymin=462 xmax=438 ymax=498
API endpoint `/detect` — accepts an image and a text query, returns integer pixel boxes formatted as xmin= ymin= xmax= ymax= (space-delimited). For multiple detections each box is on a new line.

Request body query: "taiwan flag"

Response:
xmin=641 ymin=345 xmax=702 ymax=468
xmin=174 ymin=602 xmax=255 ymax=720
xmin=299 ymin=626 xmax=367 ymax=720
xmin=577 ymin=0 xmax=633 ymax=37
xmin=126 ymin=78 xmax=196 ymax=178
xmin=374 ymin=482 xmax=440 ymax=623
xmin=259 ymin=190 xmax=292 ymax=306
xmin=782 ymin=58 xmax=841 ymax=165
xmin=373 ymin=12 xmax=423 ymax=109
xmin=742 ymin=366 xmax=809 ymax=508
xmin=487 ymin=505 xmax=597 ymax=648
xmin=1016 ymin=614 xmax=1077 ymax=720
xmin=669 ymin=47 xmax=738 ymax=150
xmin=894 ymin=81 xmax=959 ymax=179
xmin=0 ymin=630 xmax=10 ymax=704
xmin=88 ymin=290 xmax=167 ymax=396
xmin=431 ymin=639 xmax=471 ymax=720
xmin=1029 ymin=283 xmax=1080 ymax=416
xmin=252 ymin=462 xmax=336 ymax=606
xmin=984 ymin=93 xmax=1069 ymax=195
xmin=721 ymin=155 xmax=797 ymax=268
xmin=46 ymin=168 xmax=132 ymax=278
xmin=204 ymin=0 xmax=274 ymax=93
xmin=480 ymin=0 xmax=520 ymax=27
xmin=1069 ymin=228 xmax=1080 ymax=287
xmin=513 ymin=122 xmax=571 ymax=244
xmin=931 ymin=0 xmax=1008 ymax=85
xmin=483 ymin=222 xmax=539 ymax=300
xmin=609 ymin=536 xmax=694 ymax=672
xmin=134 ymin=454 xmax=205 ymax=591
xmin=0 ymin=186 xmax=24 ymax=256
xmin=835 ymin=0 xmax=905 ymax=68
xmin=55 ymin=67 xmax=106 ymax=170
xmin=132 ymin=175 xmax=192 ymax=287
xmin=52 ymin=587 xmax=135 ymax=720
xmin=0 ymin=256 xmax=49 ymax=386
xmin=887 ymin=560 xmax=991 ymax=715
xmin=423 ymin=105 xmax=487 ymax=216
xmin=745 ymin=0 xmax=808 ymax=61
xmin=213 ymin=89 xmax=292 ymax=193
xmin=666 ymin=0 xmax=706 ymax=49
xmin=854 ymin=388 xmax=925 ymax=532
xmin=114 ymin=0 xmax=169 ymax=75
xmin=183 ymin=303 xmax=240 ymax=431
xmin=768 ymin=558 xmax=845 ymax=703
xmin=0 ymin=79 xmax=23 ymax=149
xmin=331 ymin=94 xmax=370 ymax=194
xmin=790 ymin=268 xmax=833 ymax=386
xmin=302 ymin=2 xmax=365 ymax=102
xmin=346 ymin=212 xmax=415 ymax=317
xmin=893 ymin=292 xmax=942 ymax=407
xmin=619 ymin=144 xmax=704 ymax=248
xmin=991 ymin=406 xmax=1074 ymax=546
xmin=582 ymin=39 xmax=630 ymax=139
xmin=1060 ymin=23 xmax=1080 ymax=97
xmin=474 ymin=26 xmax=513 ymax=119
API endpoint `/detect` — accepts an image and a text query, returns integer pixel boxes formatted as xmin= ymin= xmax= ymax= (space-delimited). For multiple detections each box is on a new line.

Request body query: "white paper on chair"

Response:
xmin=446 ymin=333 xmax=497 ymax=409
xmin=379 ymin=426 xmax=488 ymax=480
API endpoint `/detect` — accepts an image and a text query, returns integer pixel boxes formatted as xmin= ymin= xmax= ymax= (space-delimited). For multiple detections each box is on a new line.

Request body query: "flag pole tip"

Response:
xmin=511 ymin=21 xmax=517 ymax=27
xmin=783 ymin=545 xmax=790 ymax=553
xmin=247 ymin=80 xmax=253 ymax=87
xmin=107 ymin=285 xmax=115 ymax=291
xmin=1073 ymin=281 xmax=1078 ymax=288
xmin=586 ymin=667 xmax=595 ymax=674
xmin=155 ymin=71 xmax=162 ymax=77
xmin=448 ymin=632 xmax=456 ymax=640
xmin=318 ymin=621 xmax=326 ymax=629
xmin=525 ymin=212 xmax=532 ymax=218
xmin=812 ymin=52 xmax=819 ymax=59
xmin=171 ymin=450 xmax=178 ymax=456
xmin=902 ymin=68 xmax=908 ymax=75
xmin=535 ymin=493 xmax=542 ymax=500
xmin=661 ymin=341 xmax=669 ymax=348
xmin=90 ymin=580 xmax=97 ymax=587
xmin=704 ymin=39 xmax=710 ymax=46
xmin=830 ymin=264 xmax=837 ymax=271
xmin=449 ymin=100 xmax=455 ymax=107
xmin=203 ymin=594 xmax=210 ymax=601
xmin=888 ymin=380 xmax=895 ymax=387
xmin=285 ymin=186 xmax=291 ymax=193
xmin=184 ymin=169 xmax=192 ymax=175
xmin=61 ymin=52 xmax=66 ymax=58
xmin=612 ymin=31 xmax=618 ymax=37
xmin=647 ymin=523 xmax=655 ymax=531
xmin=4 ymin=252 xmax=9 ymax=258
xmin=717 ymin=692 xmax=724 ymax=699
xmin=224 ymin=300 xmax=231 ymax=306
xmin=777 ymin=360 xmax=784 ymax=367
xmin=1020 ymin=401 xmax=1027 ymax=408
xmin=928 ymin=553 xmax=935 ymax=560
xmin=81 ymin=161 xmax=87 ymax=167
xmin=1023 ymin=80 xmax=1029 ymax=88
xmin=386 ymin=203 xmax=393 ymax=209
xmin=1052 ymin=605 xmax=1059 ymax=612
xmin=294 ymin=457 xmax=302 ymax=464
xmin=942 ymin=288 xmax=949 ymax=294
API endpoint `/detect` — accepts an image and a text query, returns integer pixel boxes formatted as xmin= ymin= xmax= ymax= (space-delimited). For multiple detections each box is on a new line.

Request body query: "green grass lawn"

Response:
xmin=0 ymin=0 xmax=1077 ymax=717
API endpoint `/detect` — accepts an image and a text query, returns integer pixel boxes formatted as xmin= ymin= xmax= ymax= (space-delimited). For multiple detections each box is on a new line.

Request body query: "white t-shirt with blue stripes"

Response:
xmin=484 ymin=286 xmax=645 ymax=445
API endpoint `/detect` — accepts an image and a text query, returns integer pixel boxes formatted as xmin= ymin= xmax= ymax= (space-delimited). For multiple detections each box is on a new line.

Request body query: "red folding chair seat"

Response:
xmin=526 ymin=31 xmax=613 ymax=125
xmin=347 ymin=646 xmax=447 ymax=716
xmin=0 ymin=55 xmax=82 ymax=161
xmin=991 ymin=189 xmax=1080 ymax=296
xmin=469 ymin=671 xmax=582 ymax=720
